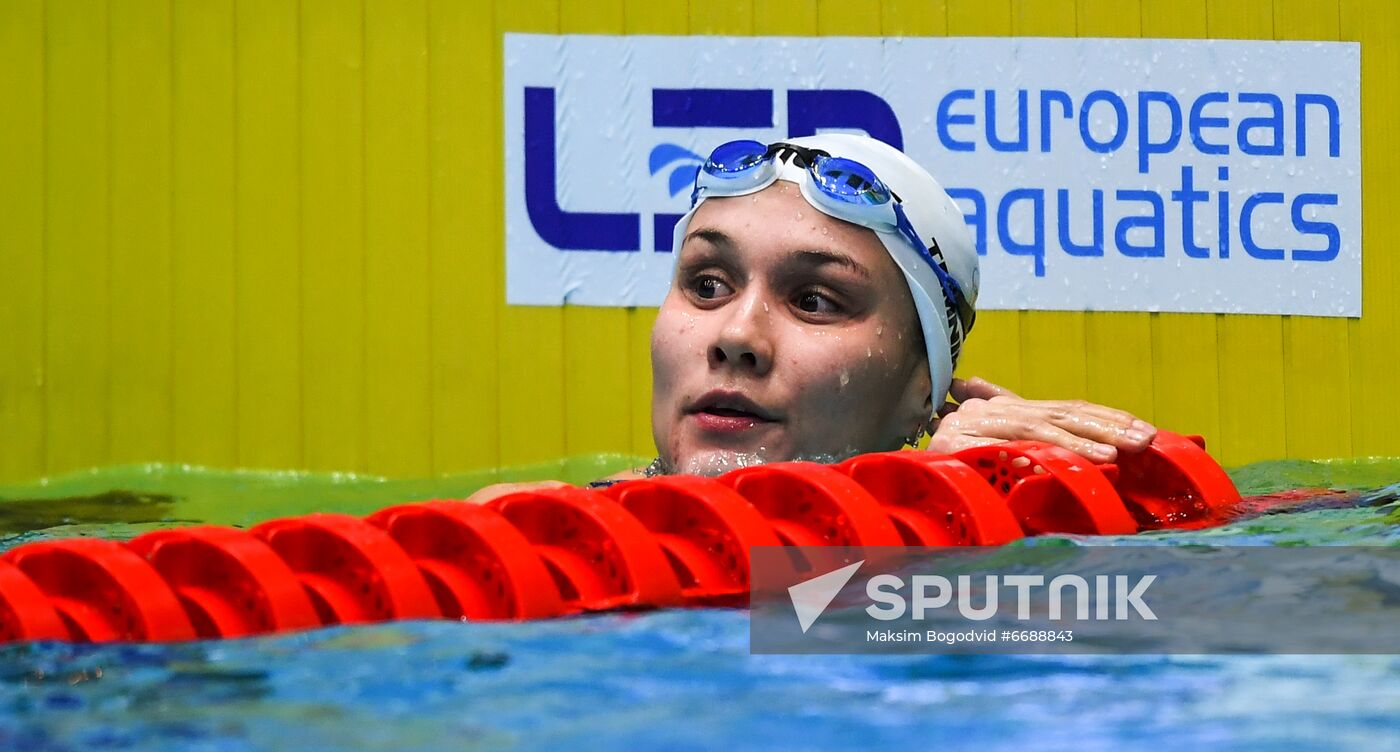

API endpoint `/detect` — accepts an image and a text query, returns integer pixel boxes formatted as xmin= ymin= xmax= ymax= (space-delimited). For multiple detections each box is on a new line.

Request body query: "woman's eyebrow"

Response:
xmin=790 ymin=249 xmax=873 ymax=281
xmin=683 ymin=227 xmax=736 ymax=254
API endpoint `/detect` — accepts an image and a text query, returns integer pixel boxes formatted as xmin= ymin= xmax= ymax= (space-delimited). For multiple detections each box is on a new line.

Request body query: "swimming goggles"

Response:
xmin=689 ymin=140 xmax=976 ymax=361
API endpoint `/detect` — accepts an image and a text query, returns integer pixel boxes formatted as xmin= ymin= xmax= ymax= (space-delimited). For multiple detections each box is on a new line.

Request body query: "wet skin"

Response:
xmin=649 ymin=182 xmax=933 ymax=477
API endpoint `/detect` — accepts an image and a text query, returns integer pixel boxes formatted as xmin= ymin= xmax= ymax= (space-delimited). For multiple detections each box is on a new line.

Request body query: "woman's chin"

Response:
xmin=670 ymin=446 xmax=779 ymax=477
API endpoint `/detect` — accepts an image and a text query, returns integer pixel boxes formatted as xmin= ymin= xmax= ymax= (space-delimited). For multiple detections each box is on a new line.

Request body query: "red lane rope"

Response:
xmin=0 ymin=433 xmax=1240 ymax=643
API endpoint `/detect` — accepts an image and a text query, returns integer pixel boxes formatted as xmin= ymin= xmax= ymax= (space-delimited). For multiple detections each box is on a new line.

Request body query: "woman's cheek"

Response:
xmin=815 ymin=340 xmax=903 ymax=420
xmin=650 ymin=317 xmax=686 ymax=436
xmin=650 ymin=313 xmax=693 ymax=383
xmin=783 ymin=339 xmax=862 ymax=415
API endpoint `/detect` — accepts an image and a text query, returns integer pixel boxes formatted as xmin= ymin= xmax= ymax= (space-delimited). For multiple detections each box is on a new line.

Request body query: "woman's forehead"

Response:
xmin=682 ymin=182 xmax=896 ymax=275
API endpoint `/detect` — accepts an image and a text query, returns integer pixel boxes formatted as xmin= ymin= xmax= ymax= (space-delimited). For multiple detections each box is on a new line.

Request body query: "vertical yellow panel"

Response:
xmin=948 ymin=0 xmax=1011 ymax=35
xmin=1013 ymin=0 xmax=1075 ymax=37
xmin=0 ymin=0 xmax=45 ymax=482
xmin=1205 ymin=0 xmax=1285 ymax=466
xmin=171 ymin=0 xmax=237 ymax=468
xmin=623 ymin=0 xmax=688 ymax=460
xmin=945 ymin=0 xmax=1020 ymax=396
xmin=1011 ymin=1 xmax=1088 ymax=402
xmin=1076 ymin=0 xmax=1150 ymax=425
xmin=1342 ymin=0 xmax=1400 ymax=457
xmin=1215 ymin=315 xmax=1284 ymax=464
xmin=429 ymin=0 xmax=501 ymax=474
xmin=1274 ymin=0 xmax=1351 ymax=460
xmin=881 ymin=0 xmax=947 ymax=35
xmin=235 ymin=0 xmax=301 ymax=469
xmin=497 ymin=0 xmax=566 ymax=467
xmin=300 ymin=0 xmax=366 ymax=473
xmin=558 ymin=0 xmax=633 ymax=459
xmin=624 ymin=0 xmax=681 ymax=35
xmin=627 ymin=306 xmax=660 ymax=459
xmin=691 ymin=0 xmax=753 ymax=33
xmin=1140 ymin=0 xmax=1206 ymax=35
xmin=1075 ymin=0 xmax=1140 ymax=36
xmin=817 ymin=0 xmax=880 ymax=33
xmin=755 ymin=0 xmax=815 ymax=34
xmin=109 ymin=0 xmax=173 ymax=465
xmin=45 ymin=0 xmax=110 ymax=476
xmin=1139 ymin=0 xmax=1221 ymax=448
xmin=364 ymin=0 xmax=432 ymax=476
xmin=1205 ymin=0 xmax=1271 ymax=39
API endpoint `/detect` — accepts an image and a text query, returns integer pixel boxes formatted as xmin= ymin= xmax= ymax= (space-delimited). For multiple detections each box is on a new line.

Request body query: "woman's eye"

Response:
xmin=692 ymin=276 xmax=733 ymax=300
xmin=796 ymin=291 xmax=842 ymax=315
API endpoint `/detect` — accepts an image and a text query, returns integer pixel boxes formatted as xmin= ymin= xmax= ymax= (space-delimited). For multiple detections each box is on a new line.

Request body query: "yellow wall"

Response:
xmin=1 ymin=0 xmax=1396 ymax=483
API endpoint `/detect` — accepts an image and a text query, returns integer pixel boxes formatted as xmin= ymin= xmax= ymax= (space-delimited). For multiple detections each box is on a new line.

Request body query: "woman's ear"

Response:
xmin=894 ymin=357 xmax=935 ymax=445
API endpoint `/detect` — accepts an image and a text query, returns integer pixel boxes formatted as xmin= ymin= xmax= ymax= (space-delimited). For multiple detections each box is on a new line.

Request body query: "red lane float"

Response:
xmin=487 ymin=487 xmax=685 ymax=612
xmin=602 ymin=475 xmax=782 ymax=605
xmin=4 ymin=539 xmax=195 ymax=642
xmin=954 ymin=442 xmax=1138 ymax=535
xmin=127 ymin=526 xmax=321 ymax=639
xmin=0 ymin=559 xmax=69 ymax=642
xmin=0 ymin=432 xmax=1245 ymax=644
xmin=837 ymin=451 xmax=1025 ymax=546
xmin=367 ymin=502 xmax=565 ymax=620
xmin=720 ymin=463 xmax=907 ymax=579
xmin=1112 ymin=431 xmax=1243 ymax=529
xmin=251 ymin=514 xmax=440 ymax=626
xmin=721 ymin=463 xmax=904 ymax=547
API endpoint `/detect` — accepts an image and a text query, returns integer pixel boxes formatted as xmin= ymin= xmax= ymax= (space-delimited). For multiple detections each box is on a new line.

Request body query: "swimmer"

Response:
xmin=471 ymin=135 xmax=1154 ymax=502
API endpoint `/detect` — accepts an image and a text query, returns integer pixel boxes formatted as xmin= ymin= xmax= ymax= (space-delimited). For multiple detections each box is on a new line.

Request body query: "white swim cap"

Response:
xmin=672 ymin=133 xmax=979 ymax=412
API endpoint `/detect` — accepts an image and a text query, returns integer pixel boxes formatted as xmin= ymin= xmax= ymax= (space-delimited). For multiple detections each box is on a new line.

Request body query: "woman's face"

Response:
xmin=651 ymin=181 xmax=933 ymax=476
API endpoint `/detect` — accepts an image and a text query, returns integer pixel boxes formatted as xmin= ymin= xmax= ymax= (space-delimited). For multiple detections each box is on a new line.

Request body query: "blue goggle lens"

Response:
xmin=703 ymin=140 xmax=769 ymax=176
xmin=811 ymin=156 xmax=891 ymax=206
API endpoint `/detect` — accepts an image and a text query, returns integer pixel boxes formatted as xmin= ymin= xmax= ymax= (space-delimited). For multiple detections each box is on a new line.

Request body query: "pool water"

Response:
xmin=2 ymin=457 xmax=1398 ymax=751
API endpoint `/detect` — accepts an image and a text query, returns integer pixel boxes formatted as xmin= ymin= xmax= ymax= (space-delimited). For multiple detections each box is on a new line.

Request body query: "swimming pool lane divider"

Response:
xmin=0 ymin=430 xmax=1240 ymax=644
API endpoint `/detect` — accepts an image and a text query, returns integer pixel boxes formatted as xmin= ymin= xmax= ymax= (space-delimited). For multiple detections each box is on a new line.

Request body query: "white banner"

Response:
xmin=504 ymin=34 xmax=1361 ymax=316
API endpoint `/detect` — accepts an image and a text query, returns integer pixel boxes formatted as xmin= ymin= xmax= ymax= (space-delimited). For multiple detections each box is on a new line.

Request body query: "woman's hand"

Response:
xmin=465 ymin=480 xmax=570 ymax=505
xmin=928 ymin=377 xmax=1156 ymax=463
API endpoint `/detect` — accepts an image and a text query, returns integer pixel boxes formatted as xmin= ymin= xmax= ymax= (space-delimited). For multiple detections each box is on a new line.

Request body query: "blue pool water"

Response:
xmin=1 ymin=459 xmax=1398 ymax=751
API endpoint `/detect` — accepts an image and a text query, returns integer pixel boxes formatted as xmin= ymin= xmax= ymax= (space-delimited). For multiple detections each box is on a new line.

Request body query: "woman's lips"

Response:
xmin=690 ymin=410 xmax=777 ymax=435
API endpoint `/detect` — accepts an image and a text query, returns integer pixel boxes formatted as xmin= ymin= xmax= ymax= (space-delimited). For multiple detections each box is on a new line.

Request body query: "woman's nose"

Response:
xmin=708 ymin=293 xmax=774 ymax=375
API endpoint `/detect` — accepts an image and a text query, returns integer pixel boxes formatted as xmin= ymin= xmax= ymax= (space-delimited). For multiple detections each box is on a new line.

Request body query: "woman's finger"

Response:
xmin=927 ymin=431 xmax=1005 ymax=455
xmin=949 ymin=376 xmax=1019 ymax=403
xmin=1022 ymin=402 xmax=1155 ymax=448
xmin=1031 ymin=398 xmax=1150 ymax=433
xmin=941 ymin=406 xmax=1119 ymax=462
xmin=957 ymin=391 xmax=1155 ymax=449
